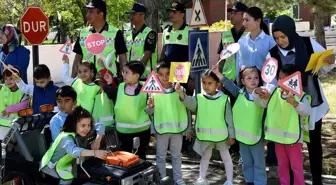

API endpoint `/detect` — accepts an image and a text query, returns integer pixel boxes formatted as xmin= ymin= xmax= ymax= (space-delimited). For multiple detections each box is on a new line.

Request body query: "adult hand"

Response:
xmin=324 ymin=54 xmax=335 ymax=64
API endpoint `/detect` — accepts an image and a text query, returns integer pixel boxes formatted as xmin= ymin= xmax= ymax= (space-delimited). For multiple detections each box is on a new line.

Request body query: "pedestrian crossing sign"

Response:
xmin=59 ymin=40 xmax=72 ymax=54
xmin=189 ymin=30 xmax=209 ymax=72
xmin=141 ymin=71 xmax=164 ymax=94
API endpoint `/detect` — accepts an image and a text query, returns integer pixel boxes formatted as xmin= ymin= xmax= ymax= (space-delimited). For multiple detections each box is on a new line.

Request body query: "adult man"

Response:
xmin=217 ymin=2 xmax=248 ymax=81
xmin=125 ymin=3 xmax=157 ymax=77
xmin=161 ymin=2 xmax=194 ymax=96
xmin=72 ymin=0 xmax=127 ymax=78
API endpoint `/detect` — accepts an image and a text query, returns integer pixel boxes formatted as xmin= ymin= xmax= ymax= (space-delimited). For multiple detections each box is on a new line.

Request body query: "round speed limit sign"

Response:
xmin=261 ymin=57 xmax=278 ymax=83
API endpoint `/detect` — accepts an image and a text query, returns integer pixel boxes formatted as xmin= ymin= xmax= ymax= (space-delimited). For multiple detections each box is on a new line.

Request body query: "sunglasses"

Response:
xmin=40 ymin=104 xmax=54 ymax=113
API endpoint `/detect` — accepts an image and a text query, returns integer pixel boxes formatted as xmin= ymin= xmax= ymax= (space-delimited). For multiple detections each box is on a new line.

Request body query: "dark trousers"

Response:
xmin=307 ymin=119 xmax=323 ymax=185
xmin=118 ymin=128 xmax=151 ymax=160
xmin=266 ymin=142 xmax=278 ymax=166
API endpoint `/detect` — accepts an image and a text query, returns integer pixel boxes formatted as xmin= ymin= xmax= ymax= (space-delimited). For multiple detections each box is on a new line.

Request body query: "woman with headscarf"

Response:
xmin=0 ymin=24 xmax=30 ymax=83
xmin=269 ymin=15 xmax=335 ymax=185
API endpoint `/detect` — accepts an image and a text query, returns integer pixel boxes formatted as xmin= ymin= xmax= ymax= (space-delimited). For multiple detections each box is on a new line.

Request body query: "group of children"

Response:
xmin=0 ymin=51 xmax=313 ymax=185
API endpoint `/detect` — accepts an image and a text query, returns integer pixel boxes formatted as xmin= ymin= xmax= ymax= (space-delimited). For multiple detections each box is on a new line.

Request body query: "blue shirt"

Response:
xmin=237 ymin=31 xmax=276 ymax=79
xmin=50 ymin=111 xmax=105 ymax=142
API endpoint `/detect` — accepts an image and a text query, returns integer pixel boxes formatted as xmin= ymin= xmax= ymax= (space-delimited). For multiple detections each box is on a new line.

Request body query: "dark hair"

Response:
xmin=239 ymin=66 xmax=263 ymax=87
xmin=280 ymin=64 xmax=300 ymax=76
xmin=33 ymin=64 xmax=51 ymax=79
xmin=124 ymin=60 xmax=145 ymax=77
xmin=156 ymin=60 xmax=171 ymax=71
xmin=62 ymin=106 xmax=93 ymax=133
xmin=2 ymin=65 xmax=21 ymax=78
xmin=78 ymin=61 xmax=97 ymax=82
xmin=56 ymin=85 xmax=77 ymax=101
xmin=97 ymin=8 xmax=107 ymax=20
xmin=202 ymin=69 xmax=220 ymax=82
xmin=246 ymin=7 xmax=270 ymax=35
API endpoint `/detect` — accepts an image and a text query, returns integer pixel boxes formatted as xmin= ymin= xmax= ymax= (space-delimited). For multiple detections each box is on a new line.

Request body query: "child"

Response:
xmin=40 ymin=106 xmax=108 ymax=185
xmin=213 ymin=64 xmax=267 ymax=185
xmin=0 ymin=66 xmax=29 ymax=127
xmin=253 ymin=64 xmax=311 ymax=185
xmin=15 ymin=64 xmax=59 ymax=114
xmin=103 ymin=61 xmax=151 ymax=160
xmin=146 ymin=61 xmax=191 ymax=185
xmin=50 ymin=86 xmax=105 ymax=150
xmin=175 ymin=70 xmax=235 ymax=185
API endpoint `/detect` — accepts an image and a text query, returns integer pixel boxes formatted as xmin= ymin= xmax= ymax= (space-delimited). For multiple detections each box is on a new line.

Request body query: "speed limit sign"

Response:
xmin=262 ymin=57 xmax=278 ymax=83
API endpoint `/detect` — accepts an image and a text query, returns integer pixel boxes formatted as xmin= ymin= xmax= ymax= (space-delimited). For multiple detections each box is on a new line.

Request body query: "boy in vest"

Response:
xmin=147 ymin=61 xmax=191 ymax=185
xmin=15 ymin=64 xmax=59 ymax=114
xmin=49 ymin=85 xmax=105 ymax=150
xmin=103 ymin=61 xmax=150 ymax=160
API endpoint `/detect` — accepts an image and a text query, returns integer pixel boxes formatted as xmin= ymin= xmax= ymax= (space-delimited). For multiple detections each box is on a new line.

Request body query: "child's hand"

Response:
xmin=91 ymin=136 xmax=103 ymax=150
xmin=104 ymin=72 xmax=113 ymax=85
xmin=211 ymin=64 xmax=224 ymax=80
xmin=186 ymin=132 xmax=193 ymax=141
xmin=255 ymin=87 xmax=269 ymax=99
xmin=62 ymin=54 xmax=69 ymax=64
xmin=147 ymin=97 xmax=154 ymax=108
xmin=227 ymin=138 xmax=235 ymax=146
xmin=97 ymin=56 xmax=106 ymax=68
xmin=174 ymin=83 xmax=182 ymax=93
xmin=1 ymin=110 xmax=9 ymax=117
xmin=286 ymin=94 xmax=299 ymax=107
xmin=94 ymin=150 xmax=108 ymax=160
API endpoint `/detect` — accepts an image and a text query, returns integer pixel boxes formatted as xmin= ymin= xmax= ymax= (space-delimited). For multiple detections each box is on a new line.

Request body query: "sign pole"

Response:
xmin=194 ymin=28 xmax=201 ymax=94
xmin=32 ymin=45 xmax=39 ymax=69
xmin=225 ymin=0 xmax=228 ymax=31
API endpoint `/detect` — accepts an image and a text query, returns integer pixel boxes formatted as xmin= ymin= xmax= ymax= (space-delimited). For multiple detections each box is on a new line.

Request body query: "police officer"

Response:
xmin=125 ymin=3 xmax=157 ymax=78
xmin=161 ymin=2 xmax=194 ymax=96
xmin=72 ymin=0 xmax=128 ymax=78
xmin=217 ymin=2 xmax=248 ymax=81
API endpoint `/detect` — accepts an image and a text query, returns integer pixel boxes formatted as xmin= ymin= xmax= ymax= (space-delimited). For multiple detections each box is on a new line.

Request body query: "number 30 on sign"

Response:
xmin=262 ymin=57 xmax=278 ymax=83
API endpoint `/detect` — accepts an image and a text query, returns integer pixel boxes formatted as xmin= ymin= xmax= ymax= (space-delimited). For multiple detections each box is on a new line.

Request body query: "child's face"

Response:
xmin=76 ymin=118 xmax=92 ymax=137
xmin=202 ymin=76 xmax=221 ymax=95
xmin=34 ymin=77 xmax=51 ymax=88
xmin=241 ymin=70 xmax=259 ymax=90
xmin=157 ymin=67 xmax=171 ymax=88
xmin=78 ymin=65 xmax=93 ymax=83
xmin=122 ymin=66 xmax=139 ymax=84
xmin=4 ymin=74 xmax=17 ymax=89
xmin=279 ymin=71 xmax=290 ymax=94
xmin=56 ymin=96 xmax=76 ymax=114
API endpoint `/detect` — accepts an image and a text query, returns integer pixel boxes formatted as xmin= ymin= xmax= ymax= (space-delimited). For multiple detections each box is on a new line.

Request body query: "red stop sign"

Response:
xmin=20 ymin=7 xmax=49 ymax=45
xmin=85 ymin=33 xmax=107 ymax=55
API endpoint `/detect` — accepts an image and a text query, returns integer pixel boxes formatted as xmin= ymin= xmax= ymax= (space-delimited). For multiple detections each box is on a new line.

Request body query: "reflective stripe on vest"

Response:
xmin=0 ymin=85 xmax=24 ymax=127
xmin=92 ymin=91 xmax=114 ymax=127
xmin=232 ymin=93 xmax=263 ymax=145
xmin=163 ymin=26 xmax=189 ymax=46
xmin=265 ymin=89 xmax=305 ymax=144
xmin=125 ymin=27 xmax=158 ymax=76
xmin=115 ymin=83 xmax=150 ymax=133
xmin=71 ymin=78 xmax=100 ymax=113
xmin=79 ymin=26 xmax=118 ymax=73
xmin=153 ymin=91 xmax=188 ymax=134
xmin=195 ymin=94 xmax=229 ymax=142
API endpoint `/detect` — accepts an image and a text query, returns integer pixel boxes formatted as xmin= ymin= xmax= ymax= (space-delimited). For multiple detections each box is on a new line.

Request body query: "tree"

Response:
xmin=136 ymin=0 xmax=159 ymax=33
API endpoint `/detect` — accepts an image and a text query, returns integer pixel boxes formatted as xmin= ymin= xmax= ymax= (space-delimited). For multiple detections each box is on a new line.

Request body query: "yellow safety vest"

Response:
xmin=71 ymin=78 xmax=100 ymax=113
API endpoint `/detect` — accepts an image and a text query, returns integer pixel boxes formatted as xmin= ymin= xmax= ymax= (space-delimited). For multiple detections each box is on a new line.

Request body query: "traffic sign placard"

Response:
xmin=262 ymin=57 xmax=278 ymax=83
xmin=278 ymin=71 xmax=303 ymax=97
xmin=85 ymin=33 xmax=107 ymax=55
xmin=141 ymin=71 xmax=164 ymax=94
xmin=169 ymin=62 xmax=191 ymax=83
xmin=189 ymin=0 xmax=208 ymax=27
xmin=59 ymin=40 xmax=72 ymax=54
xmin=189 ymin=30 xmax=209 ymax=72
xmin=20 ymin=7 xmax=49 ymax=45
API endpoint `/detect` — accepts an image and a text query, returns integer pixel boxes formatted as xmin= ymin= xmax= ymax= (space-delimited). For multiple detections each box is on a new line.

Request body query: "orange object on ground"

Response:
xmin=105 ymin=151 xmax=139 ymax=167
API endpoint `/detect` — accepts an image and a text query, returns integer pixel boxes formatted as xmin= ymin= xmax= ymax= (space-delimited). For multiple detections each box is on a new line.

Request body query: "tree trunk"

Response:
xmin=313 ymin=9 xmax=326 ymax=48
xmin=136 ymin=0 xmax=159 ymax=33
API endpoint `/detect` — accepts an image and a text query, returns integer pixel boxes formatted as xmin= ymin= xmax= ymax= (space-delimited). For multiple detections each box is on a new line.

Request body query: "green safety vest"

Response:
xmin=125 ymin=27 xmax=158 ymax=76
xmin=221 ymin=30 xmax=248 ymax=80
xmin=195 ymin=94 xmax=229 ymax=142
xmin=0 ymin=85 xmax=25 ymax=127
xmin=232 ymin=93 xmax=264 ymax=145
xmin=40 ymin=132 xmax=76 ymax=180
xmin=162 ymin=26 xmax=189 ymax=47
xmin=153 ymin=91 xmax=188 ymax=134
xmin=92 ymin=90 xmax=114 ymax=127
xmin=71 ymin=78 xmax=100 ymax=114
xmin=265 ymin=88 xmax=311 ymax=144
xmin=79 ymin=25 xmax=118 ymax=74
xmin=114 ymin=83 xmax=150 ymax=134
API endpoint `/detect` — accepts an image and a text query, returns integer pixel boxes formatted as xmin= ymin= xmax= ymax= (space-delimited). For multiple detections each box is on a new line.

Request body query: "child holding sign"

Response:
xmin=212 ymin=64 xmax=267 ymax=185
xmin=147 ymin=61 xmax=191 ymax=185
xmin=253 ymin=64 xmax=311 ymax=185
xmin=175 ymin=70 xmax=235 ymax=185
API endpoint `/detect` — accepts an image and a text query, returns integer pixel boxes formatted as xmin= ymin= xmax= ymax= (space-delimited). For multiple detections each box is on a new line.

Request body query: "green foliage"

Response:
xmin=200 ymin=20 xmax=233 ymax=32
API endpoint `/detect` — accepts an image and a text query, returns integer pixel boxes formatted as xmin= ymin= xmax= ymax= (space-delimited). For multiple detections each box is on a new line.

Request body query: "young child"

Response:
xmin=103 ymin=61 xmax=151 ymax=160
xmin=175 ymin=70 xmax=235 ymax=185
xmin=0 ymin=66 xmax=29 ymax=127
xmin=40 ymin=106 xmax=108 ymax=185
xmin=146 ymin=61 xmax=191 ymax=185
xmin=50 ymin=85 xmax=105 ymax=150
xmin=253 ymin=64 xmax=311 ymax=185
xmin=213 ymin=64 xmax=267 ymax=185
xmin=15 ymin=64 xmax=59 ymax=114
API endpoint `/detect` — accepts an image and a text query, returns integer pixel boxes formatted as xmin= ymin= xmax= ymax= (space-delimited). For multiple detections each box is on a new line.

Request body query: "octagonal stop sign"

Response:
xmin=20 ymin=7 xmax=49 ymax=45
xmin=85 ymin=33 xmax=107 ymax=55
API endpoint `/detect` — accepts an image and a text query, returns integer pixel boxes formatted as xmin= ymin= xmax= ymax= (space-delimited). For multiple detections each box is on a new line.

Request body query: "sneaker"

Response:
xmin=175 ymin=179 xmax=186 ymax=185
xmin=267 ymin=166 xmax=278 ymax=179
xmin=194 ymin=178 xmax=209 ymax=185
